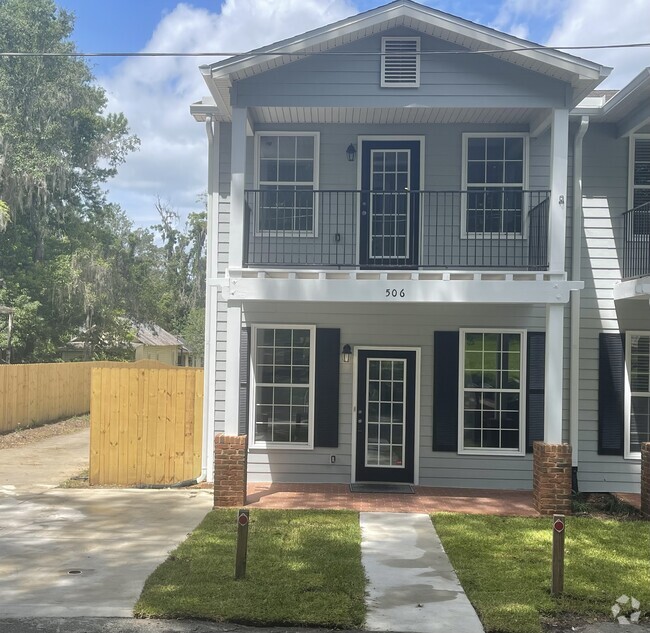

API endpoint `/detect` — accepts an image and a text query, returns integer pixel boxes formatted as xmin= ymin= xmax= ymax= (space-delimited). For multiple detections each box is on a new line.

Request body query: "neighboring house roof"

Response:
xmin=192 ymin=0 xmax=609 ymax=122
xmin=61 ymin=322 xmax=187 ymax=352
xmin=134 ymin=323 xmax=185 ymax=348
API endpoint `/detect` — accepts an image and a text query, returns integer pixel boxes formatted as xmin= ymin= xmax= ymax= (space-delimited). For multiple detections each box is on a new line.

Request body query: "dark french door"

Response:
xmin=360 ymin=140 xmax=420 ymax=268
xmin=355 ymin=349 xmax=416 ymax=483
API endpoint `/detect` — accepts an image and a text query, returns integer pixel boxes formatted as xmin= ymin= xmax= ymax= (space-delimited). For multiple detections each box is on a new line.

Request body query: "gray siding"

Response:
xmin=578 ymin=123 xmax=647 ymax=493
xmin=233 ymin=28 xmax=569 ymax=110
xmin=242 ymin=302 xmax=548 ymax=489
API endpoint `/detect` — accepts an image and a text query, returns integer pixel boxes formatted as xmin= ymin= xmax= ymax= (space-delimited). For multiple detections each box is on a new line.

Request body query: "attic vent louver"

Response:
xmin=381 ymin=37 xmax=420 ymax=88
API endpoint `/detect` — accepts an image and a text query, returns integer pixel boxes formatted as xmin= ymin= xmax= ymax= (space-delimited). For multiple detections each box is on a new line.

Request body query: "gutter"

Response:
xmin=570 ymin=115 xmax=589 ymax=492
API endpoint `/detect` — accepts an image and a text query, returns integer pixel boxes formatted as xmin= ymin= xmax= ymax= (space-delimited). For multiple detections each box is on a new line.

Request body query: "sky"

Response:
xmin=53 ymin=0 xmax=650 ymax=227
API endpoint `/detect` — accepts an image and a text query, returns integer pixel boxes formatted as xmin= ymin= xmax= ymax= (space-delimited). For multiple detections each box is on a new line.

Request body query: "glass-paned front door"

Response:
xmin=360 ymin=140 xmax=420 ymax=268
xmin=356 ymin=349 xmax=416 ymax=483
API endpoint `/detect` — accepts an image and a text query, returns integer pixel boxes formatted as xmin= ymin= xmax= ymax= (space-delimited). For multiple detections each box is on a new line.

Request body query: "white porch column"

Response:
xmin=229 ymin=106 xmax=248 ymax=269
xmin=202 ymin=118 xmax=220 ymax=480
xmin=544 ymin=303 xmax=564 ymax=443
xmin=222 ymin=108 xmax=248 ymax=438
xmin=548 ymin=108 xmax=569 ymax=273
xmin=224 ymin=303 xmax=242 ymax=436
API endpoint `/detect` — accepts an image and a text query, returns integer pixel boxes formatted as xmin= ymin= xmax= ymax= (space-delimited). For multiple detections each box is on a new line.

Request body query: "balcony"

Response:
xmin=243 ymin=190 xmax=550 ymax=271
xmin=622 ymin=202 xmax=650 ymax=280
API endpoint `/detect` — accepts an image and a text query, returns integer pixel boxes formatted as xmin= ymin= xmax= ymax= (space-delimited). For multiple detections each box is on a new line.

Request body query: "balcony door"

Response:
xmin=360 ymin=140 xmax=421 ymax=268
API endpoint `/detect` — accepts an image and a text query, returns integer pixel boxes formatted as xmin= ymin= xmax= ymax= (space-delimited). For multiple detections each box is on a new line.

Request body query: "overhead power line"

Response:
xmin=0 ymin=41 xmax=650 ymax=58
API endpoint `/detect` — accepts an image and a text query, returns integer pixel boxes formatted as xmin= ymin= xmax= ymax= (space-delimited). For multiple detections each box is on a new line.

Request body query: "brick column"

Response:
xmin=642 ymin=443 xmax=650 ymax=517
xmin=533 ymin=441 xmax=572 ymax=516
xmin=214 ymin=434 xmax=248 ymax=508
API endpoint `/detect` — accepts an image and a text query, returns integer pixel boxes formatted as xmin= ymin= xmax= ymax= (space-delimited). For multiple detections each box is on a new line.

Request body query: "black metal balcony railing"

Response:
xmin=623 ymin=202 xmax=650 ymax=279
xmin=243 ymin=190 xmax=550 ymax=270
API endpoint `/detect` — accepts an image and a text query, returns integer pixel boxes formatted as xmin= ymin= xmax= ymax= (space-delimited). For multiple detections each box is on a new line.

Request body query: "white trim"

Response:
xmin=249 ymin=324 xmax=316 ymax=450
xmin=381 ymin=36 xmax=420 ymax=88
xmin=460 ymin=132 xmax=530 ymax=238
xmin=628 ymin=134 xmax=650 ymax=212
xmin=457 ymin=328 xmax=527 ymax=457
xmin=351 ymin=346 xmax=421 ymax=484
xmin=356 ymin=135 xmax=426 ymax=267
xmin=253 ymin=131 xmax=320 ymax=238
xmin=624 ymin=330 xmax=650 ymax=460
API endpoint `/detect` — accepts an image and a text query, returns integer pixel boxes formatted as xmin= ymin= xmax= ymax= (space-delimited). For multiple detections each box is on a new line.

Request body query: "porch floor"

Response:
xmin=246 ymin=483 xmax=538 ymax=516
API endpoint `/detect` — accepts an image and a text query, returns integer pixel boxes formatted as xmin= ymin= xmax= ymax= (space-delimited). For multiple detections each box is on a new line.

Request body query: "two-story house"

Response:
xmin=191 ymin=0 xmax=650 ymax=513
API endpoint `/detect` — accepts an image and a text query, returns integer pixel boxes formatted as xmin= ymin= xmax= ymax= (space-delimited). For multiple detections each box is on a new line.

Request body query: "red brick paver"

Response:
xmin=245 ymin=483 xmax=539 ymax=516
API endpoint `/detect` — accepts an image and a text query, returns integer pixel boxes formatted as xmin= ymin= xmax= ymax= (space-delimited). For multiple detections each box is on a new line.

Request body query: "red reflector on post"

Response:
xmin=554 ymin=519 xmax=564 ymax=533
xmin=238 ymin=513 xmax=249 ymax=526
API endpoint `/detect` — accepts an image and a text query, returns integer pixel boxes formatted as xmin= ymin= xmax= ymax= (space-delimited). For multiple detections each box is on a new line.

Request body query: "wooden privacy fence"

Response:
xmin=89 ymin=367 xmax=204 ymax=486
xmin=0 ymin=360 xmax=171 ymax=434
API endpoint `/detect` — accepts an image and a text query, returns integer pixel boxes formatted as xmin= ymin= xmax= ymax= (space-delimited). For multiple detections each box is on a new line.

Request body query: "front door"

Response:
xmin=355 ymin=349 xmax=416 ymax=483
xmin=360 ymin=140 xmax=420 ymax=268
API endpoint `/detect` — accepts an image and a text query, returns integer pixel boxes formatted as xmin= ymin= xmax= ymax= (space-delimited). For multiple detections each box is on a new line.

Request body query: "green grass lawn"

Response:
xmin=433 ymin=513 xmax=650 ymax=633
xmin=135 ymin=509 xmax=365 ymax=628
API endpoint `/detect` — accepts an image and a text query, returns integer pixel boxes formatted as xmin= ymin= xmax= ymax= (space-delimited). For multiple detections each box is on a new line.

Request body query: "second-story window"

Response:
xmin=256 ymin=132 xmax=319 ymax=235
xmin=463 ymin=134 xmax=527 ymax=235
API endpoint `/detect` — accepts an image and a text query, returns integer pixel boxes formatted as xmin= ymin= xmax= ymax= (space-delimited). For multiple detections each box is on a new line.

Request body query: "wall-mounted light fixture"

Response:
xmin=346 ymin=144 xmax=357 ymax=162
xmin=342 ymin=344 xmax=352 ymax=363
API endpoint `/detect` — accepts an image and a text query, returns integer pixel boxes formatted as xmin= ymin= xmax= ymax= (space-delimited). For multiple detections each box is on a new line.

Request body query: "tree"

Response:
xmin=0 ymin=0 xmax=140 ymax=362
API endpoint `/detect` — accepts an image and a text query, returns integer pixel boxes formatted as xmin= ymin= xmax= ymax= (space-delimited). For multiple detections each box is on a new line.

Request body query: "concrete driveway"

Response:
xmin=0 ymin=429 xmax=213 ymax=618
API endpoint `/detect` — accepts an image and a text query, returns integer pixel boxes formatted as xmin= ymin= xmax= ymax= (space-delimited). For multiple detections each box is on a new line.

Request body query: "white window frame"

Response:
xmin=457 ymin=328 xmax=527 ymax=457
xmin=624 ymin=330 xmax=650 ymax=460
xmin=628 ymin=134 xmax=650 ymax=211
xmin=461 ymin=133 xmax=530 ymax=238
xmin=381 ymin=36 xmax=420 ymax=88
xmin=249 ymin=324 xmax=316 ymax=450
xmin=253 ymin=131 xmax=320 ymax=238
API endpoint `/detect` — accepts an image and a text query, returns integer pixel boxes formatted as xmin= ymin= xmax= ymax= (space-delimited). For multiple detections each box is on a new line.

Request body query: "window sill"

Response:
xmin=458 ymin=448 xmax=526 ymax=457
xmin=249 ymin=442 xmax=314 ymax=451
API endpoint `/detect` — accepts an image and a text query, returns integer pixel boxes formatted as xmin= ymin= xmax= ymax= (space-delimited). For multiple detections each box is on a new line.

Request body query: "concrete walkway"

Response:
xmin=360 ymin=512 xmax=484 ymax=633
xmin=0 ymin=429 xmax=90 ymax=494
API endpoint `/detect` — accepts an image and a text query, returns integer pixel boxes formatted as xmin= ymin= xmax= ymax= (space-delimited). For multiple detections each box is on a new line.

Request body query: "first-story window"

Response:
xmin=459 ymin=330 xmax=525 ymax=455
xmin=626 ymin=332 xmax=650 ymax=457
xmin=251 ymin=325 xmax=315 ymax=447
xmin=256 ymin=133 xmax=319 ymax=234
xmin=463 ymin=135 xmax=527 ymax=234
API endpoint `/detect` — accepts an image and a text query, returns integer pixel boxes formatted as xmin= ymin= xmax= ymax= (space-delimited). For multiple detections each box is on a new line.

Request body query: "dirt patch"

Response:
xmin=0 ymin=415 xmax=89 ymax=450
xmin=572 ymin=492 xmax=644 ymax=521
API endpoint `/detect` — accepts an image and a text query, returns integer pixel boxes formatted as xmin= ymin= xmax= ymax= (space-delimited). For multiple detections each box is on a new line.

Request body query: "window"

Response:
xmin=381 ymin=37 xmax=420 ymax=87
xmin=626 ymin=332 xmax=650 ymax=457
xmin=256 ymin=133 xmax=318 ymax=234
xmin=463 ymin=134 xmax=527 ymax=234
xmin=459 ymin=330 xmax=525 ymax=455
xmin=251 ymin=325 xmax=315 ymax=448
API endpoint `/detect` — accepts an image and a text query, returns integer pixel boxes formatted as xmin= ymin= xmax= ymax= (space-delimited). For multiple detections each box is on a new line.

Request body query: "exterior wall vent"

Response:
xmin=381 ymin=37 xmax=420 ymax=88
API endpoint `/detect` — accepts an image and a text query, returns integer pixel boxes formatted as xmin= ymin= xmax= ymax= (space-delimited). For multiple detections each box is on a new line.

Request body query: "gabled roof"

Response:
xmin=134 ymin=323 xmax=185 ymax=348
xmin=195 ymin=0 xmax=610 ymax=120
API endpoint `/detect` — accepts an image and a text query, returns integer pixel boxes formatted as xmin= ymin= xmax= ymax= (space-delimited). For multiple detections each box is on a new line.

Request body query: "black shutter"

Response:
xmin=598 ymin=332 xmax=625 ymax=456
xmin=433 ymin=331 xmax=459 ymax=452
xmin=238 ymin=327 xmax=251 ymax=436
xmin=526 ymin=332 xmax=545 ymax=452
xmin=314 ymin=328 xmax=340 ymax=448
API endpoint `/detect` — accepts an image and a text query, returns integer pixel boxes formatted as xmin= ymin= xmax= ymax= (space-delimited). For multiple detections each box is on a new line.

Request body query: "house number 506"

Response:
xmin=385 ymin=289 xmax=406 ymax=298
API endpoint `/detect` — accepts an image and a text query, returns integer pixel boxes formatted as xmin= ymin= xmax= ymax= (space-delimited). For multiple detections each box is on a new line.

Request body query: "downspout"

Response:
xmin=198 ymin=115 xmax=219 ymax=484
xmin=570 ymin=115 xmax=589 ymax=493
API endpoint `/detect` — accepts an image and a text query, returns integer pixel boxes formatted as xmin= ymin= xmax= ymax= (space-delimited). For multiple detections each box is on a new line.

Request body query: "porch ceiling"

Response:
xmin=250 ymin=106 xmax=539 ymax=126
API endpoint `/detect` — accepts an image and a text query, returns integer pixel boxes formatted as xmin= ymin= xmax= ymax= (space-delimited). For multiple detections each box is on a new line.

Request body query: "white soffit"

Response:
xmin=250 ymin=106 xmax=537 ymax=125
